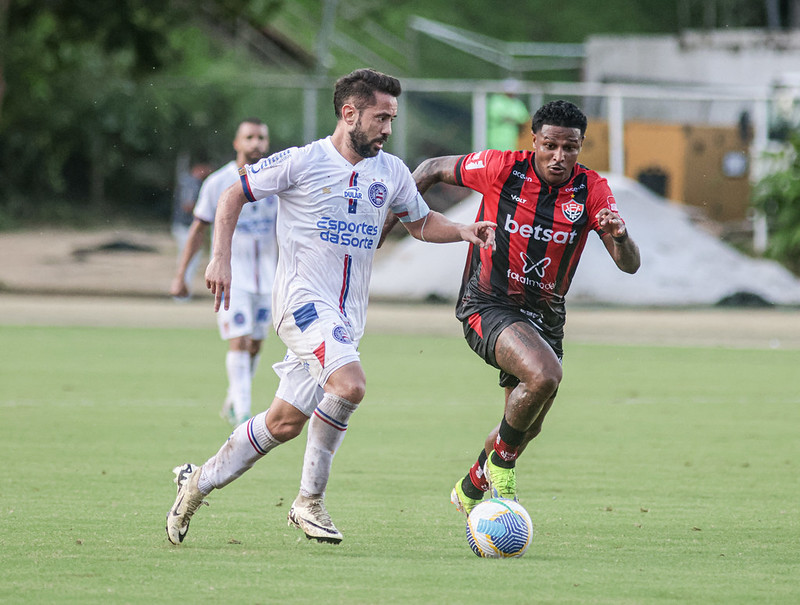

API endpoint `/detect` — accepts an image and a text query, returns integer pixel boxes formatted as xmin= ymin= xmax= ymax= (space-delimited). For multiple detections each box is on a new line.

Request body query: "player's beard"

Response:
xmin=349 ymin=119 xmax=386 ymax=159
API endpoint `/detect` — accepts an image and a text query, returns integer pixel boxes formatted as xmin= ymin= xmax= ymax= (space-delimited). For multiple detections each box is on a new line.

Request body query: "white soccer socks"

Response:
xmin=198 ymin=410 xmax=281 ymax=492
xmin=299 ymin=393 xmax=358 ymax=497
xmin=250 ymin=352 xmax=261 ymax=376
xmin=226 ymin=350 xmax=252 ymax=422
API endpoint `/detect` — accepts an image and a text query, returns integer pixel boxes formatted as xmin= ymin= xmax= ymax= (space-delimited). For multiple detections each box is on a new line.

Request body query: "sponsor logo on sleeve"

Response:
xmin=250 ymin=149 xmax=292 ymax=173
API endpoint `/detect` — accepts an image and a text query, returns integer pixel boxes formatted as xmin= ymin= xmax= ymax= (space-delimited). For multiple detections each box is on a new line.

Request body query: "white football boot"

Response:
xmin=166 ymin=463 xmax=208 ymax=545
xmin=287 ymin=494 xmax=343 ymax=544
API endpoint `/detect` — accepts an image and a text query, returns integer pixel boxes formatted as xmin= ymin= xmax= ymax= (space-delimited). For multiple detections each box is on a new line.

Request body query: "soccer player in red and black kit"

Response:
xmin=393 ymin=99 xmax=641 ymax=513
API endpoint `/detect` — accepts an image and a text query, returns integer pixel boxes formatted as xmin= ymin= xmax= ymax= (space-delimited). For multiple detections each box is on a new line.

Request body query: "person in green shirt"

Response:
xmin=487 ymin=78 xmax=531 ymax=151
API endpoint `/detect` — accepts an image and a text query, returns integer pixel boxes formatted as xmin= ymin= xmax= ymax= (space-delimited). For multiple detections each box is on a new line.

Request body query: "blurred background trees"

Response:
xmin=0 ymin=0 xmax=795 ymax=232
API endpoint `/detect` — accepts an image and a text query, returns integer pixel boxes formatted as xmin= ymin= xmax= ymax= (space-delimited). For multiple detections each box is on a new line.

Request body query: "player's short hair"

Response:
xmin=531 ymin=100 xmax=587 ymax=136
xmin=239 ymin=117 xmax=266 ymax=129
xmin=333 ymin=68 xmax=402 ymax=119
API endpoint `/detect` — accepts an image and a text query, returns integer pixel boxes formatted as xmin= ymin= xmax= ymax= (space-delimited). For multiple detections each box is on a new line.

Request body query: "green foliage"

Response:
xmin=0 ymin=0 xmax=744 ymax=227
xmin=752 ymin=133 xmax=800 ymax=275
xmin=1 ymin=324 xmax=800 ymax=603
xmin=0 ymin=1 xmax=250 ymax=224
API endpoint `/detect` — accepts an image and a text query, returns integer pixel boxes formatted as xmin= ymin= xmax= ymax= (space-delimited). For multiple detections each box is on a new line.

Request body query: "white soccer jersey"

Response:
xmin=240 ymin=136 xmax=430 ymax=341
xmin=194 ymin=160 xmax=278 ymax=295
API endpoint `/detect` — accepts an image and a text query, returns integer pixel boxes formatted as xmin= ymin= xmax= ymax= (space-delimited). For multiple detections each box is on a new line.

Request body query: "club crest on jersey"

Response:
xmin=368 ymin=182 xmax=388 ymax=208
xmin=332 ymin=325 xmax=351 ymax=344
xmin=562 ymin=200 xmax=584 ymax=223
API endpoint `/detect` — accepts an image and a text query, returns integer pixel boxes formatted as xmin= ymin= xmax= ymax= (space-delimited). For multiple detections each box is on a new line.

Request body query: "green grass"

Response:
xmin=1 ymin=324 xmax=798 ymax=604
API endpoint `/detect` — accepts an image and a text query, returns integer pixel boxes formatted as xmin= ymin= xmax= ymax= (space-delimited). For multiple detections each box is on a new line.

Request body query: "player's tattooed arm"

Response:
xmin=412 ymin=155 xmax=461 ymax=194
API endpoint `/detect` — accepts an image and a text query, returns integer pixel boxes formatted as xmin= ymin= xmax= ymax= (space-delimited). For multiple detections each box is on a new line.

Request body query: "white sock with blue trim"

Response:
xmin=299 ymin=393 xmax=358 ymax=497
xmin=199 ymin=410 xmax=280 ymax=493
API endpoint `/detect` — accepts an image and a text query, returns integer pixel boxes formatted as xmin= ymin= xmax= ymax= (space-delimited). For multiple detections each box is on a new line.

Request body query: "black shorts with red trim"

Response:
xmin=456 ymin=289 xmax=565 ymax=388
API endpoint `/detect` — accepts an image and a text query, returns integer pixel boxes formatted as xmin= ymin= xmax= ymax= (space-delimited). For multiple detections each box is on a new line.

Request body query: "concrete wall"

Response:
xmin=585 ymin=29 xmax=800 ymax=91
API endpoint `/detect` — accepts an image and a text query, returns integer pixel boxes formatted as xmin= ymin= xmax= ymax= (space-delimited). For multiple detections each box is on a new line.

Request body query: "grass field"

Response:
xmin=1 ymin=321 xmax=798 ymax=604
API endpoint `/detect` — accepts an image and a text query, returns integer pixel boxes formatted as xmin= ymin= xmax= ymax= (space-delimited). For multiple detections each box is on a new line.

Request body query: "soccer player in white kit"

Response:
xmin=166 ymin=69 xmax=496 ymax=546
xmin=170 ymin=119 xmax=278 ymax=427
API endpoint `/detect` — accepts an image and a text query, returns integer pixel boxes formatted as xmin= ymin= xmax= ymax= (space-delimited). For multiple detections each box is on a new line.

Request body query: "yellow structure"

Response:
xmin=578 ymin=120 xmax=751 ymax=222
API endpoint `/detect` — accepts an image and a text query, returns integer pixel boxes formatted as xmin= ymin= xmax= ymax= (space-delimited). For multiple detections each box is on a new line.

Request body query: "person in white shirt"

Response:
xmin=166 ymin=69 xmax=496 ymax=546
xmin=170 ymin=118 xmax=278 ymax=427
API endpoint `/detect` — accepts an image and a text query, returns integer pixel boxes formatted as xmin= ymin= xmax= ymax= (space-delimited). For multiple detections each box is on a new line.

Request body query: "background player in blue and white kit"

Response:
xmin=166 ymin=69 xmax=496 ymax=546
xmin=170 ymin=118 xmax=278 ymax=427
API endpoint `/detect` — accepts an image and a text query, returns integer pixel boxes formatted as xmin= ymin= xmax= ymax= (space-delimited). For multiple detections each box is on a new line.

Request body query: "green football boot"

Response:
xmin=450 ymin=479 xmax=484 ymax=516
xmin=483 ymin=457 xmax=518 ymax=502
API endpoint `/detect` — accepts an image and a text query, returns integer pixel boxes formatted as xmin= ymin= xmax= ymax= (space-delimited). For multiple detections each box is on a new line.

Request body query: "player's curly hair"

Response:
xmin=333 ymin=68 xmax=402 ymax=119
xmin=531 ymin=100 xmax=587 ymax=136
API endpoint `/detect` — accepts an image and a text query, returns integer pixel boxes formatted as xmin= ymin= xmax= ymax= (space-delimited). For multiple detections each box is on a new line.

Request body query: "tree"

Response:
xmin=752 ymin=133 xmax=800 ymax=275
xmin=0 ymin=0 xmax=244 ymax=222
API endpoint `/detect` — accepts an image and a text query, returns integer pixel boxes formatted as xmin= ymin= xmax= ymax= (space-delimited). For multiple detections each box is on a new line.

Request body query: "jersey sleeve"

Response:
xmin=240 ymin=148 xmax=297 ymax=202
xmin=388 ymin=160 xmax=430 ymax=223
xmin=454 ymin=149 xmax=506 ymax=194
xmin=586 ymin=174 xmax=622 ymax=234
xmin=192 ymin=174 xmax=221 ymax=223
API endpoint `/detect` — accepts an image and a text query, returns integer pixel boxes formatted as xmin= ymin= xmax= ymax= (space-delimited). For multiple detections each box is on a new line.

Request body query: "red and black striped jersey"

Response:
xmin=454 ymin=149 xmax=620 ymax=310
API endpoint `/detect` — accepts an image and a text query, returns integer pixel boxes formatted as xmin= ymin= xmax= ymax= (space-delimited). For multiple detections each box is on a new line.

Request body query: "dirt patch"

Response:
xmin=0 ymin=227 xmax=205 ymax=297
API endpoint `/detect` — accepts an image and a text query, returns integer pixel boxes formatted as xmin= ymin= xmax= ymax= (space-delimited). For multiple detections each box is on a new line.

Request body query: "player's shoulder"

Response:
xmin=573 ymin=163 xmax=613 ymax=198
xmin=249 ymin=147 xmax=299 ymax=174
xmin=574 ymin=162 xmax=603 ymax=180
xmin=374 ymin=149 xmax=412 ymax=174
xmin=461 ymin=148 xmax=530 ymax=174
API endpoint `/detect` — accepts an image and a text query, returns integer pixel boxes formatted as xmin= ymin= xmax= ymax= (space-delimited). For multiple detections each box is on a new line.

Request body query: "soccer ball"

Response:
xmin=466 ymin=498 xmax=533 ymax=558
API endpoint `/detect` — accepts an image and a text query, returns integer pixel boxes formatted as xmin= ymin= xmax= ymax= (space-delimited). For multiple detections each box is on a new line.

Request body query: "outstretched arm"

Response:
xmin=597 ymin=208 xmax=641 ymax=274
xmin=379 ymin=155 xmax=464 ymax=248
xmin=403 ymin=210 xmax=495 ymax=249
xmin=205 ymin=183 xmax=248 ymax=311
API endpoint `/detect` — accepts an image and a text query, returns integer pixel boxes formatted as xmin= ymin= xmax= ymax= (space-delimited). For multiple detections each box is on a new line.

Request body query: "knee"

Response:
xmin=519 ymin=364 xmax=562 ymax=401
xmin=335 ymin=379 xmax=366 ymax=405
xmin=326 ymin=364 xmax=366 ymax=404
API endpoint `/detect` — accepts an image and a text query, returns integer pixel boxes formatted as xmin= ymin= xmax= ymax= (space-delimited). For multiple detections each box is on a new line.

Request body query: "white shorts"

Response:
xmin=217 ymin=287 xmax=272 ymax=341
xmin=272 ymin=351 xmax=325 ymax=417
xmin=276 ymin=301 xmax=360 ymax=387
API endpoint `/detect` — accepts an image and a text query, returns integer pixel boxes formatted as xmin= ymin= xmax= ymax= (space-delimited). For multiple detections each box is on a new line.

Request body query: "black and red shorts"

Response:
xmin=457 ymin=296 xmax=564 ymax=389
